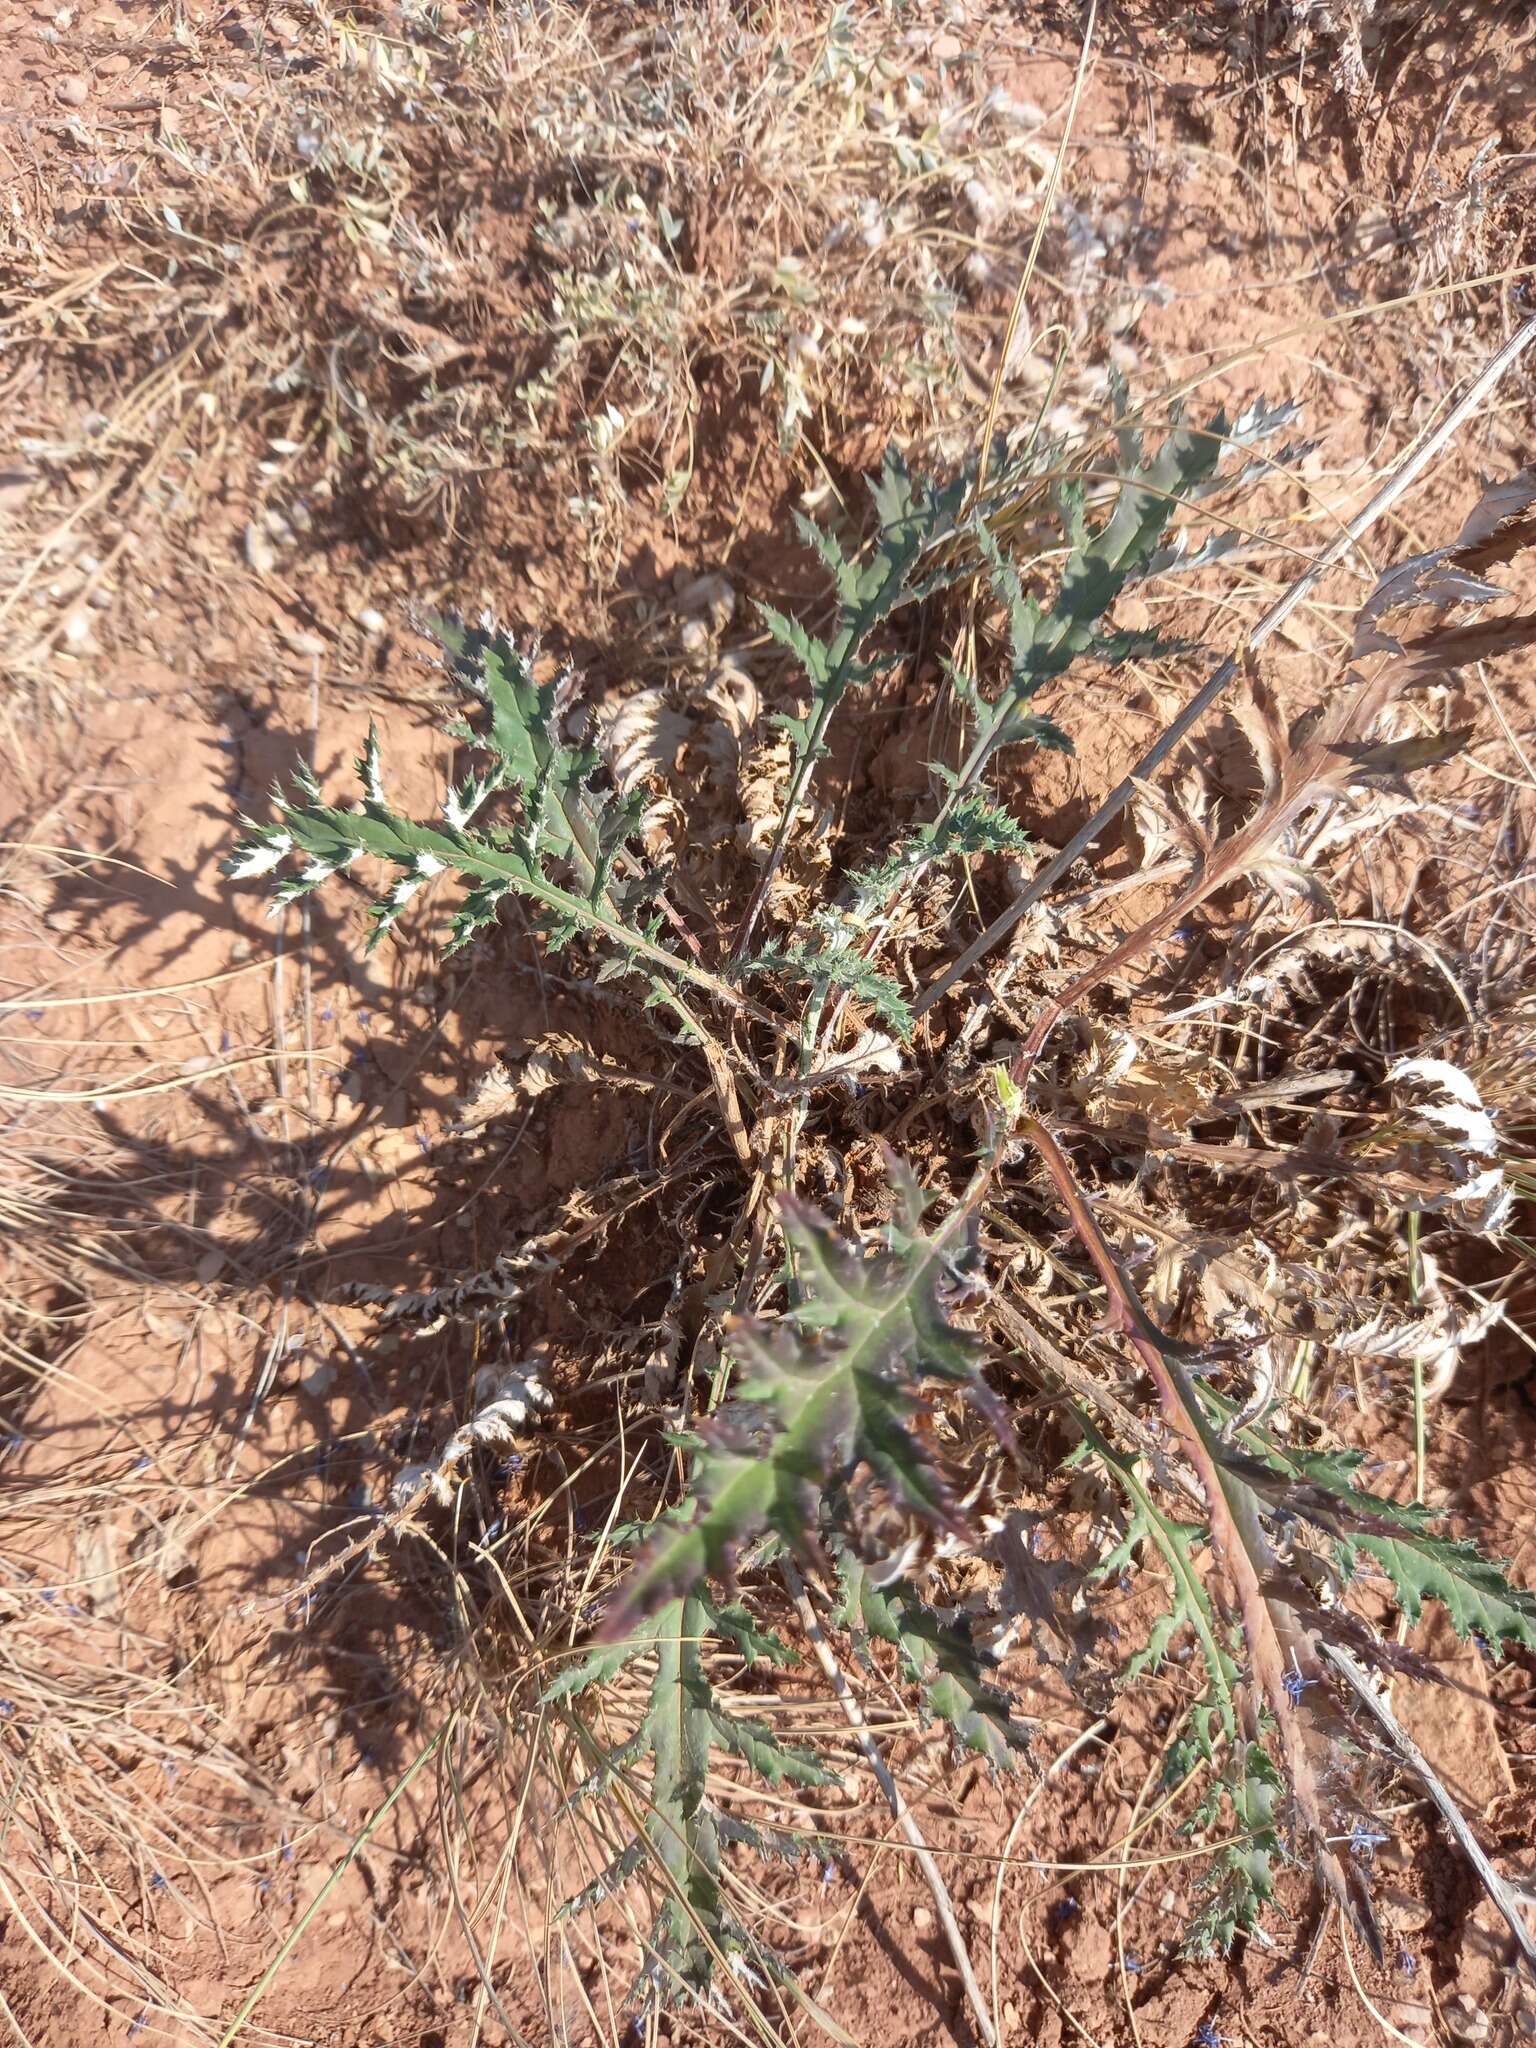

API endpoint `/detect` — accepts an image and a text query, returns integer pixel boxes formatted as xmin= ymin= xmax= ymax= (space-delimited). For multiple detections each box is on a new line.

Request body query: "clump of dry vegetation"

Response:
xmin=2 ymin=0 xmax=1142 ymax=696
xmin=5 ymin=5 xmax=1536 ymax=2046
xmin=227 ymin=423 xmax=1536 ymax=2023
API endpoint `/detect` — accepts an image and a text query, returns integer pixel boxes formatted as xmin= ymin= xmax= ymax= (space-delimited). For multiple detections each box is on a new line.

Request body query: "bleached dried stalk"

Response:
xmin=390 ymin=1358 xmax=552 ymax=1507
xmin=251 ymin=1358 xmax=552 ymax=1616
xmin=1321 ymin=1643 xmax=1536 ymax=1974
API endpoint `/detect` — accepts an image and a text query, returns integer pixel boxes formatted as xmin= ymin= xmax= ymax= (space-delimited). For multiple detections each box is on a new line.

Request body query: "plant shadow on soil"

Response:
xmin=4 ymin=715 xmax=766 ymax=1788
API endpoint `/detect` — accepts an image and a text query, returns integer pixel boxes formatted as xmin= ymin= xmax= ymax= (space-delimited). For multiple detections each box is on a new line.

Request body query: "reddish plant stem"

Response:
xmin=1018 ymin=1112 xmax=1376 ymax=1948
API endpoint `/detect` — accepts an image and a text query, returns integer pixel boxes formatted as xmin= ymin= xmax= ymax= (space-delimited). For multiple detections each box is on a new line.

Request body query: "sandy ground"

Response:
xmin=3 ymin=4 xmax=1536 ymax=2045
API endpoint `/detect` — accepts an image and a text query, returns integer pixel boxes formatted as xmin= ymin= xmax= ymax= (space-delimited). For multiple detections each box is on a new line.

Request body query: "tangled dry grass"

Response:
xmin=2 ymin=0 xmax=1164 ymax=698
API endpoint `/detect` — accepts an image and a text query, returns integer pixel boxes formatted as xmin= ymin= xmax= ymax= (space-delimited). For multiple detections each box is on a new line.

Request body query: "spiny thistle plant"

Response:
xmin=227 ymin=415 xmax=1536 ymax=2015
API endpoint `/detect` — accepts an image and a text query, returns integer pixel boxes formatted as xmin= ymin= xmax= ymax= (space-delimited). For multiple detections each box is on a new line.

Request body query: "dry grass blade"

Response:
xmin=1321 ymin=1645 xmax=1536 ymax=1975
xmin=213 ymin=1727 xmax=451 ymax=2048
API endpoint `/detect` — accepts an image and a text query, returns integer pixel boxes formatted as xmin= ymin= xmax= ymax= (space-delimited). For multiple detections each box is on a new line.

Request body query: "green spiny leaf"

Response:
xmin=1181 ymin=1740 xmax=1284 ymax=1956
xmin=542 ymin=1620 xmax=660 ymax=1703
xmin=223 ymin=621 xmax=767 ymax=1028
xmin=791 ymin=507 xmax=857 ymax=596
xmin=745 ymin=939 xmax=914 ymax=1038
xmin=836 ymin=1553 xmax=1029 ymax=1770
xmin=948 ymin=411 xmax=1230 ymax=798
xmin=1077 ymin=1419 xmax=1239 ymax=1735
xmin=605 ymin=1166 xmax=1010 ymax=1632
xmin=841 ymin=794 xmax=1032 ymax=919
xmin=737 ymin=453 xmax=972 ymax=958
xmin=1233 ymin=1430 xmax=1536 ymax=1656
xmin=711 ymin=1602 xmax=800 ymax=1668
xmin=1350 ymin=1525 xmax=1536 ymax=1654
xmin=557 ymin=1840 xmax=648 ymax=1922
xmin=554 ymin=1590 xmax=812 ymax=2003
xmin=642 ymin=1593 xmax=719 ymax=1993
xmin=717 ymin=1814 xmax=820 ymax=1865
xmin=705 ymin=1704 xmax=836 ymax=1789
xmin=760 ymin=603 xmax=831 ymax=690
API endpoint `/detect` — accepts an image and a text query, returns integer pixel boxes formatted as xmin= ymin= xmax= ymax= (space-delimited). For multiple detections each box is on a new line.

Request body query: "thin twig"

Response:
xmin=912 ymin=306 xmax=1536 ymax=1021
xmin=781 ymin=1560 xmax=999 ymax=2048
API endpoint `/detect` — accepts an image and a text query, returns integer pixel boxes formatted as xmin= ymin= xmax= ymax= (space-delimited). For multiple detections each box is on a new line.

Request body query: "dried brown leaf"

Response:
xmin=1016 ymin=469 xmax=1536 ymax=1081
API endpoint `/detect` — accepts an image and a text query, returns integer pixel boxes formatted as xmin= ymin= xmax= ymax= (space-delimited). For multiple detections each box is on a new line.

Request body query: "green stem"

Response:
xmin=453 ymin=844 xmax=775 ymax=1024
xmin=728 ymin=677 xmax=850 ymax=966
xmin=1078 ymin=1413 xmax=1238 ymax=1743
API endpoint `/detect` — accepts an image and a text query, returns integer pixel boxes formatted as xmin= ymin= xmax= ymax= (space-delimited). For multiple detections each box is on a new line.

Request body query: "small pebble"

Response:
xmin=302 ymin=1358 xmax=338 ymax=1399
xmin=1377 ymin=1886 xmax=1431 ymax=1934
xmin=963 ymin=177 xmax=1000 ymax=227
xmin=673 ymin=570 xmax=735 ymax=632
xmin=1447 ymin=1998 xmax=1491 ymax=2044
xmin=1385 ymin=2003 xmax=1431 ymax=2048
xmin=55 ymin=74 xmax=89 ymax=105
